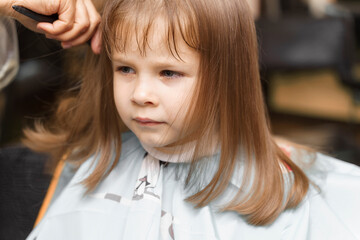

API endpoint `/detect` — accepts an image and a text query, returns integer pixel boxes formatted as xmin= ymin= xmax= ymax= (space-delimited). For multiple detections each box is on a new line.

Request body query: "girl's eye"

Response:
xmin=116 ymin=66 xmax=135 ymax=74
xmin=160 ymin=70 xmax=183 ymax=78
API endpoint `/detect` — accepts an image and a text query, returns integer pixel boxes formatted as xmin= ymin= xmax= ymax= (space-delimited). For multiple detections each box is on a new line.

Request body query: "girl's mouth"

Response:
xmin=134 ymin=117 xmax=165 ymax=126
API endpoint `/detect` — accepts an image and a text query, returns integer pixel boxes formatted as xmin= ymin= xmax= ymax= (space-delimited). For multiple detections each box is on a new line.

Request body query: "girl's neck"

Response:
xmin=140 ymin=132 xmax=220 ymax=163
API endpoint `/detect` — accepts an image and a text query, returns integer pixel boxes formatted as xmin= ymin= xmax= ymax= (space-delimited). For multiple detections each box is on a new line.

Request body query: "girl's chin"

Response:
xmin=136 ymin=136 xmax=172 ymax=148
xmin=131 ymin=130 xmax=182 ymax=148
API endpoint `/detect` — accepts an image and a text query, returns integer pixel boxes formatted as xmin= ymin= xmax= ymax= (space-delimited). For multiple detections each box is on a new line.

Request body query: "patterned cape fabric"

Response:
xmin=27 ymin=132 xmax=360 ymax=240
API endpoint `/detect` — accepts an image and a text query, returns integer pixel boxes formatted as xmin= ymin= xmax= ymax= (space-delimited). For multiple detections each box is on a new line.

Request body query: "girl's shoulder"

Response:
xmin=278 ymin=141 xmax=360 ymax=239
xmin=57 ymin=131 xmax=140 ymax=187
xmin=228 ymin=141 xmax=360 ymax=239
xmin=276 ymin=139 xmax=360 ymax=177
xmin=34 ymin=131 xmax=142 ymax=223
xmin=300 ymin=152 xmax=360 ymax=239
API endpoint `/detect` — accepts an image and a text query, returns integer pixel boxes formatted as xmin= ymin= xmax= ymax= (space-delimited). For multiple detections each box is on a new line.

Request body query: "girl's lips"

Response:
xmin=134 ymin=117 xmax=164 ymax=126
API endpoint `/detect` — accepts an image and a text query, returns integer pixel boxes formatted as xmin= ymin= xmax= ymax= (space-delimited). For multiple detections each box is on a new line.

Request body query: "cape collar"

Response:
xmin=140 ymin=140 xmax=220 ymax=163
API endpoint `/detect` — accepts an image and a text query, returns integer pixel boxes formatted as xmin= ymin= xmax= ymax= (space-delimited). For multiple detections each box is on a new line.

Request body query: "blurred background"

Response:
xmin=1 ymin=0 xmax=360 ymax=239
xmin=253 ymin=0 xmax=360 ymax=166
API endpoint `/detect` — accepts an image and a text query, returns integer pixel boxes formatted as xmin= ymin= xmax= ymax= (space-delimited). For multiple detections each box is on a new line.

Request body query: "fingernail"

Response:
xmin=62 ymin=43 xmax=72 ymax=49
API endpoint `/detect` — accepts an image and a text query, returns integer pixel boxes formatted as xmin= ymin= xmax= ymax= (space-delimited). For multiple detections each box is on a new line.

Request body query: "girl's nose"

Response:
xmin=131 ymin=77 xmax=158 ymax=106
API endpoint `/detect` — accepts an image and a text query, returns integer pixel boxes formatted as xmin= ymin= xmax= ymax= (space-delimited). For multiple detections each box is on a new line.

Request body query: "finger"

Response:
xmin=84 ymin=0 xmax=102 ymax=53
xmin=61 ymin=0 xmax=101 ymax=49
xmin=36 ymin=0 xmax=76 ymax=35
xmin=43 ymin=0 xmax=91 ymax=43
xmin=91 ymin=26 xmax=102 ymax=54
xmin=60 ymin=20 xmax=97 ymax=49
xmin=60 ymin=14 xmax=100 ymax=49
xmin=12 ymin=0 xmax=63 ymax=33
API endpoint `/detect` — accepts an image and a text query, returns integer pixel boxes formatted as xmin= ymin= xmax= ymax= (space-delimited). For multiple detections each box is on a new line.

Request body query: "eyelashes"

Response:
xmin=160 ymin=70 xmax=183 ymax=78
xmin=115 ymin=66 xmax=184 ymax=79
xmin=116 ymin=66 xmax=135 ymax=74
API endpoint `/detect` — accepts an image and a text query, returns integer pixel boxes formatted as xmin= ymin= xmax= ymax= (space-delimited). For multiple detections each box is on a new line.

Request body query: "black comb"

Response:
xmin=12 ymin=5 xmax=58 ymax=23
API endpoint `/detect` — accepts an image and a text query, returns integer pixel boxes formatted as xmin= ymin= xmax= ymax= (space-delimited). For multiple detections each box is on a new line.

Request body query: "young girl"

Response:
xmin=25 ymin=0 xmax=360 ymax=239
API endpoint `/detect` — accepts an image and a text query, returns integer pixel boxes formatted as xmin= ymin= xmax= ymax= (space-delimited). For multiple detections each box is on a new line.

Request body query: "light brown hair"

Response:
xmin=24 ymin=0 xmax=309 ymax=225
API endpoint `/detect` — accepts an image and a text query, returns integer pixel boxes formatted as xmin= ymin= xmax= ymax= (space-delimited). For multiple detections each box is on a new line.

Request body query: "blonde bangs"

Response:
xmin=102 ymin=0 xmax=199 ymax=61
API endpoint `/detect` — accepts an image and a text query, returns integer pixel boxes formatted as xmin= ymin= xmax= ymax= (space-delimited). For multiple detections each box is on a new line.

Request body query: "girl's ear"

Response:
xmin=91 ymin=26 xmax=102 ymax=54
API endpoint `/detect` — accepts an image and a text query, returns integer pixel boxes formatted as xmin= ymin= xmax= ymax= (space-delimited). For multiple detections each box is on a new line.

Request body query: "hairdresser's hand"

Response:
xmin=0 ymin=0 xmax=101 ymax=54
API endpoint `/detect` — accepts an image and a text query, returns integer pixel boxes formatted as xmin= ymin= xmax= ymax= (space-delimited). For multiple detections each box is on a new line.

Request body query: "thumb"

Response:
xmin=13 ymin=0 xmax=76 ymax=35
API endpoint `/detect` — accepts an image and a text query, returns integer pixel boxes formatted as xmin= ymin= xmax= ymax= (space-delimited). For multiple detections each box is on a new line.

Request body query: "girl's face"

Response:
xmin=112 ymin=22 xmax=200 ymax=150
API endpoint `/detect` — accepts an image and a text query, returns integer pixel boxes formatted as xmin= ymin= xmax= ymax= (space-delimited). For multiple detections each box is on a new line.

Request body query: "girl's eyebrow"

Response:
xmin=111 ymin=55 xmax=188 ymax=68
xmin=111 ymin=57 xmax=137 ymax=67
xmin=111 ymin=56 xmax=127 ymax=63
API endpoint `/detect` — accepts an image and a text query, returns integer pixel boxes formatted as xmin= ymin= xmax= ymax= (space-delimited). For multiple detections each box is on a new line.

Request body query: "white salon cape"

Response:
xmin=27 ymin=132 xmax=360 ymax=240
